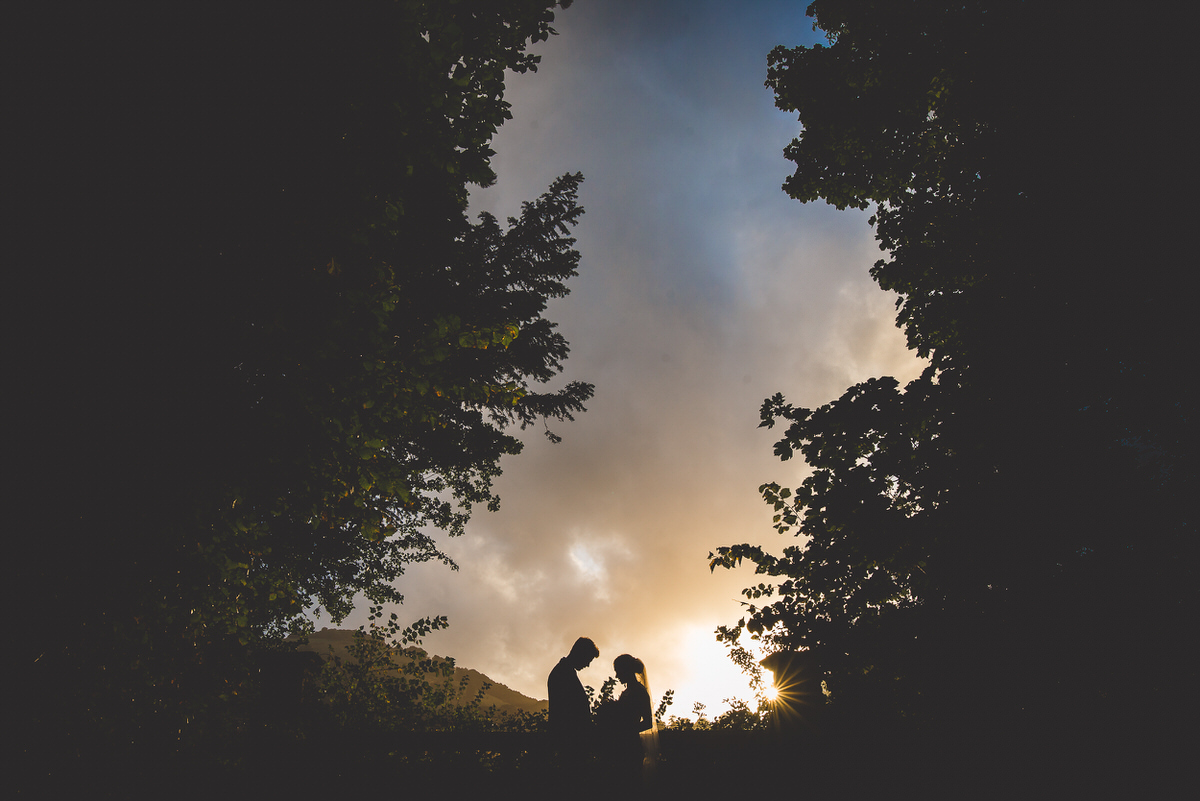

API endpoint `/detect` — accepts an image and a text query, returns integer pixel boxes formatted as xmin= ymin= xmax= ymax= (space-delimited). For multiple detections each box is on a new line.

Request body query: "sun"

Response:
xmin=670 ymin=626 xmax=768 ymax=716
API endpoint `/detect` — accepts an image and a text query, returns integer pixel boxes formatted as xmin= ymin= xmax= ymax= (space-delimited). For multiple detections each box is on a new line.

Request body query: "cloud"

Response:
xmin=334 ymin=0 xmax=924 ymax=715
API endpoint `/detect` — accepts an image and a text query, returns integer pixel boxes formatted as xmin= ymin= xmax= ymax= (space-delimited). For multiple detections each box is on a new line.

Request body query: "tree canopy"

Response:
xmin=713 ymin=0 xmax=1194 ymax=737
xmin=13 ymin=0 xmax=587 ymax=750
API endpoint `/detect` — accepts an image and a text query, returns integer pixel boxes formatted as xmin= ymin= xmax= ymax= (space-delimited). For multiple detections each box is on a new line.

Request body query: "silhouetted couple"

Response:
xmin=548 ymin=637 xmax=657 ymax=787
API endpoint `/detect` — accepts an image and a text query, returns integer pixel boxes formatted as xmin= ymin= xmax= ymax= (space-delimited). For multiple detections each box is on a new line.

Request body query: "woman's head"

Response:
xmin=613 ymin=653 xmax=644 ymax=684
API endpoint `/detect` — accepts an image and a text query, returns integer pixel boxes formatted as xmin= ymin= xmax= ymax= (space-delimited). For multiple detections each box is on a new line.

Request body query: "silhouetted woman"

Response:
xmin=596 ymin=653 xmax=658 ymax=786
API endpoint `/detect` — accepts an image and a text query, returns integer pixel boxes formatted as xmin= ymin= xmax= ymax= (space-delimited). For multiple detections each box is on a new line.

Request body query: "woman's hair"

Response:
xmin=613 ymin=653 xmax=644 ymax=677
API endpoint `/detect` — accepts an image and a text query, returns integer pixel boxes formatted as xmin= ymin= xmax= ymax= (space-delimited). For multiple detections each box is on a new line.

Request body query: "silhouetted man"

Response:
xmin=548 ymin=636 xmax=598 ymax=759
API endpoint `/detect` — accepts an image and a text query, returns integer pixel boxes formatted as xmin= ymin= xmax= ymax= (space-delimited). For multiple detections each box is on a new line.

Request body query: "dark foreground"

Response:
xmin=16 ymin=727 xmax=1186 ymax=800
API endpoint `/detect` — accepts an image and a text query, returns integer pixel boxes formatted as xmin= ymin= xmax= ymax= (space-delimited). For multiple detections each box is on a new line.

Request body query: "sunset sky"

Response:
xmin=333 ymin=0 xmax=925 ymax=717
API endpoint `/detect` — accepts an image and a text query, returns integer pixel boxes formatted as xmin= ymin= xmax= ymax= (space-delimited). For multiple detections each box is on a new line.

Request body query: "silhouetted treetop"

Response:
xmin=12 ymin=0 xmax=587 ymax=752
xmin=714 ymin=0 xmax=1194 ymax=737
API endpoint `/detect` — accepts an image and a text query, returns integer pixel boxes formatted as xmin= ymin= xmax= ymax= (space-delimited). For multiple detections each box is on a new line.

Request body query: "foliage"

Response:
xmin=718 ymin=638 xmax=766 ymax=698
xmin=655 ymin=688 xmax=675 ymax=726
xmin=314 ymin=626 xmax=546 ymax=734
xmin=316 ymin=629 xmax=457 ymax=733
xmin=713 ymin=0 xmax=1195 ymax=734
xmin=691 ymin=702 xmax=711 ymax=731
xmin=710 ymin=698 xmax=769 ymax=732
xmin=586 ymin=677 xmax=619 ymax=715
xmin=662 ymin=697 xmax=769 ymax=732
xmin=15 ymin=0 xmax=586 ymax=753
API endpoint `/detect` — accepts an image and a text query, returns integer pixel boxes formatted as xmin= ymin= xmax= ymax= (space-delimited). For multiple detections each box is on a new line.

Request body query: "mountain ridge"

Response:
xmin=290 ymin=628 xmax=548 ymax=718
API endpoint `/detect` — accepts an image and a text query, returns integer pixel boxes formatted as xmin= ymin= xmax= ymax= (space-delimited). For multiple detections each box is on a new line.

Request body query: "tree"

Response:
xmin=713 ymin=0 xmax=1194 ymax=737
xmin=12 ymin=0 xmax=588 ymax=755
xmin=710 ymin=697 xmax=768 ymax=732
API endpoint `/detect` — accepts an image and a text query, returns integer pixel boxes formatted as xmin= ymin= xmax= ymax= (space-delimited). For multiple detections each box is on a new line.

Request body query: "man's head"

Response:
xmin=567 ymin=637 xmax=599 ymax=670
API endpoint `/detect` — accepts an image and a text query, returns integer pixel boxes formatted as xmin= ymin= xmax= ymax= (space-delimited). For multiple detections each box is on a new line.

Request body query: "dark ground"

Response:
xmin=16 ymin=727 xmax=1186 ymax=800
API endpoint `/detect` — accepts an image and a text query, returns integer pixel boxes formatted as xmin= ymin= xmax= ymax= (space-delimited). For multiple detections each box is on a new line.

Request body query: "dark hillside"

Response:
xmin=291 ymin=629 xmax=548 ymax=718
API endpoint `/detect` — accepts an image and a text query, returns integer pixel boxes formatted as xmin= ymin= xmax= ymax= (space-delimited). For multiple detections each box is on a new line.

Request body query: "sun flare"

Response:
xmin=667 ymin=627 xmax=769 ymax=718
